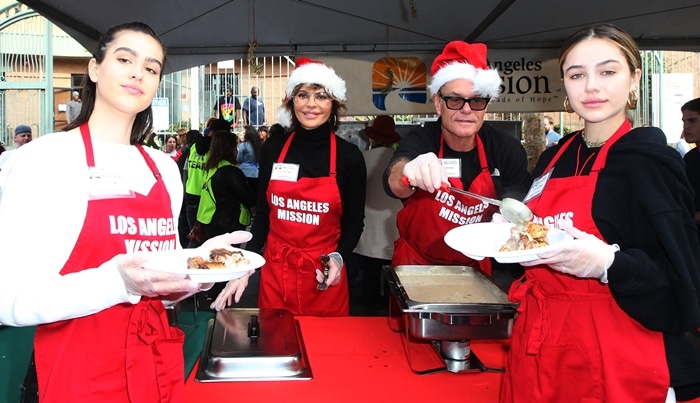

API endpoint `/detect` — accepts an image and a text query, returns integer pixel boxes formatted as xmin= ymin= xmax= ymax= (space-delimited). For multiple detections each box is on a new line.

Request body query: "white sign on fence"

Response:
xmin=152 ymin=97 xmax=170 ymax=131
xmin=651 ymin=73 xmax=694 ymax=143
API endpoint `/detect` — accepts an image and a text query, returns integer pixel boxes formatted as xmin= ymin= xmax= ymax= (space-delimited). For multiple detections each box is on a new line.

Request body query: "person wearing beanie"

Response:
xmin=66 ymin=90 xmax=82 ymax=125
xmin=211 ymin=57 xmax=367 ymax=316
xmin=216 ymin=87 xmax=241 ymax=128
xmin=383 ymin=40 xmax=531 ymax=276
xmin=0 ymin=124 xmax=32 ymax=170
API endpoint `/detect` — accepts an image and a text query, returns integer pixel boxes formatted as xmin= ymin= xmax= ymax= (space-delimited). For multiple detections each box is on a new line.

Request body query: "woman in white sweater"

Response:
xmin=0 ymin=21 xmax=248 ymax=402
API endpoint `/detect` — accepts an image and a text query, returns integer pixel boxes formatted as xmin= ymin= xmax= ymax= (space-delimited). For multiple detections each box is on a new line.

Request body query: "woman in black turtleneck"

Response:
xmin=210 ymin=58 xmax=366 ymax=316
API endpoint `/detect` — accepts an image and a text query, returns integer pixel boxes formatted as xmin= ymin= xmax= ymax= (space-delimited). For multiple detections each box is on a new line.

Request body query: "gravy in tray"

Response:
xmin=396 ymin=266 xmax=509 ymax=304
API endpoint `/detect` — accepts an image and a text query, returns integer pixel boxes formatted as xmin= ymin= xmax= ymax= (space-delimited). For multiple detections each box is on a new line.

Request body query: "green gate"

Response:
xmin=0 ymin=2 xmax=52 ymax=148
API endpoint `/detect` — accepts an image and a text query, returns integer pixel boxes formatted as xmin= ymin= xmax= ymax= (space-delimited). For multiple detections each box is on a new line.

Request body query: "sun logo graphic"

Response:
xmin=372 ymin=57 xmax=427 ymax=111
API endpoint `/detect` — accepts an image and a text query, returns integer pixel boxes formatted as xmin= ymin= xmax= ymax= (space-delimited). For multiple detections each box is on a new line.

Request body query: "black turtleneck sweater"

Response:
xmin=247 ymin=123 xmax=367 ymax=262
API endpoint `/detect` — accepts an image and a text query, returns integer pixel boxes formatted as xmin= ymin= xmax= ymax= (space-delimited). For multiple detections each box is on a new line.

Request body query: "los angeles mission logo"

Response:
xmin=270 ymin=193 xmax=330 ymax=226
xmin=434 ymin=189 xmax=489 ymax=225
xmin=109 ymin=215 xmax=177 ymax=252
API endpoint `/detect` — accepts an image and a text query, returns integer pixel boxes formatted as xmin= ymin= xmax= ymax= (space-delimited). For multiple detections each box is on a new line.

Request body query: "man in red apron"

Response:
xmin=393 ymin=135 xmax=499 ymax=274
xmin=32 ymin=125 xmax=190 ymax=402
xmin=385 ymin=41 xmax=531 ymax=275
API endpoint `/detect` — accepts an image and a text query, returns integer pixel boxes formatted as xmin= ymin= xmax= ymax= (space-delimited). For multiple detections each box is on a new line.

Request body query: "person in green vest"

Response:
xmin=184 ymin=118 xmax=230 ymax=246
xmin=197 ymin=130 xmax=256 ymax=241
xmin=195 ymin=128 xmax=257 ymax=305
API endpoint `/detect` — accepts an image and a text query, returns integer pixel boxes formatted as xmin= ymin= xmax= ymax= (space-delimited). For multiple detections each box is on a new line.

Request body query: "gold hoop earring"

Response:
xmin=563 ymin=96 xmax=574 ymax=113
xmin=627 ymin=89 xmax=638 ymax=110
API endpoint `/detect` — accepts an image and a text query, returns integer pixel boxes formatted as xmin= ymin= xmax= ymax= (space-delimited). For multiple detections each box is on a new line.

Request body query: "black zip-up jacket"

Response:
xmin=534 ymin=127 xmax=700 ymax=400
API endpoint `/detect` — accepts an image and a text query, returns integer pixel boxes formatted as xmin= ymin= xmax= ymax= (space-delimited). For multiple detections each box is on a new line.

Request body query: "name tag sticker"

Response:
xmin=270 ymin=163 xmax=299 ymax=182
xmin=523 ymin=168 xmax=553 ymax=203
xmin=88 ymin=167 xmax=135 ymax=200
xmin=440 ymin=158 xmax=461 ymax=178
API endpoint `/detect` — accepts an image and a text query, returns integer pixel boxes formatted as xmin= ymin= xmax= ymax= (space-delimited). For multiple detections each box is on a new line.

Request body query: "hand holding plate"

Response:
xmin=521 ymin=222 xmax=618 ymax=282
xmin=117 ymin=254 xmax=199 ymax=298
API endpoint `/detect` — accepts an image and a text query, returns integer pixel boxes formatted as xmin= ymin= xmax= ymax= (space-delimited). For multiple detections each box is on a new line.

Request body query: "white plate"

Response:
xmin=444 ymin=222 xmax=570 ymax=264
xmin=142 ymin=248 xmax=265 ymax=283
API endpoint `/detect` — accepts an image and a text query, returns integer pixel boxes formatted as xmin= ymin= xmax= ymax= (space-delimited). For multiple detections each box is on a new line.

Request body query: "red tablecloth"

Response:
xmin=184 ymin=316 xmax=508 ymax=402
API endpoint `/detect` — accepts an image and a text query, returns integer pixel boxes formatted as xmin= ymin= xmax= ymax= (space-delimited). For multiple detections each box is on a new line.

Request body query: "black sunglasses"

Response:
xmin=438 ymin=93 xmax=490 ymax=111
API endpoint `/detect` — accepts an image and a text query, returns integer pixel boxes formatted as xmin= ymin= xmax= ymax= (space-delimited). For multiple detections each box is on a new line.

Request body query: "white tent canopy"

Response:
xmin=19 ymin=0 xmax=700 ymax=73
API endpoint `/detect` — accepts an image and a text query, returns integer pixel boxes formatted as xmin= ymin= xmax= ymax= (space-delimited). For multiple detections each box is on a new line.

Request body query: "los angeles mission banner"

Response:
xmin=317 ymin=49 xmax=564 ymax=115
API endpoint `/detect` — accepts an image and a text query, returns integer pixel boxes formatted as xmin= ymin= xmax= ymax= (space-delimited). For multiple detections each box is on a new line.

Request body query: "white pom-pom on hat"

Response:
xmin=277 ymin=104 xmax=294 ymax=128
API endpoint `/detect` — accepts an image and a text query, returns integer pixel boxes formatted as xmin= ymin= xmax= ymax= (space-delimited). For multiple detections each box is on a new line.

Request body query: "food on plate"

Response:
xmin=499 ymin=222 xmax=550 ymax=252
xmin=187 ymin=248 xmax=249 ymax=270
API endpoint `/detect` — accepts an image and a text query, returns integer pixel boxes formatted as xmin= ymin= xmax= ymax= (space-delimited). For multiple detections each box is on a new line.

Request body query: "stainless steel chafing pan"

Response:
xmin=385 ymin=265 xmax=517 ymax=374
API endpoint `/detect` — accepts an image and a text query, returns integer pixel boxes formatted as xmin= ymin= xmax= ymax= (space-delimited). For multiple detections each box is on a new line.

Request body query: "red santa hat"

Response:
xmin=277 ymin=57 xmax=347 ymax=127
xmin=427 ymin=41 xmax=501 ymax=99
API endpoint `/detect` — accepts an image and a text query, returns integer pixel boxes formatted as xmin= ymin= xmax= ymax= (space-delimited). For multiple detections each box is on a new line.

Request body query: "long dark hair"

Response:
xmin=205 ymin=130 xmax=238 ymax=170
xmin=242 ymin=125 xmax=263 ymax=161
xmin=64 ymin=22 xmax=167 ymax=145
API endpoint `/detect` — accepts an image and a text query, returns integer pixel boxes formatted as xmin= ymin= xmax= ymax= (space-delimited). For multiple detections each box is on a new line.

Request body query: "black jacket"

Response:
xmin=383 ymin=119 xmax=532 ymax=200
xmin=206 ymin=164 xmax=256 ymax=231
xmin=534 ymin=127 xmax=700 ymax=399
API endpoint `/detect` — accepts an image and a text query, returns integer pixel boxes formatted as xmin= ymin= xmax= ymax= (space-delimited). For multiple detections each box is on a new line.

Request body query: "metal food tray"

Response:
xmin=385 ymin=265 xmax=517 ymax=341
xmin=195 ymin=308 xmax=312 ymax=382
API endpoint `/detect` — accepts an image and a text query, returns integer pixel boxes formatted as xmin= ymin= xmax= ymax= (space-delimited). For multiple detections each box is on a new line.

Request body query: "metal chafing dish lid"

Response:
xmin=209 ymin=308 xmax=300 ymax=357
xmin=195 ymin=308 xmax=312 ymax=381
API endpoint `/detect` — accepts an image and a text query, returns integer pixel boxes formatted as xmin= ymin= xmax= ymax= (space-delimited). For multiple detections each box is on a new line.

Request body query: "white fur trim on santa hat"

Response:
xmin=428 ymin=62 xmax=502 ymax=99
xmin=277 ymin=105 xmax=293 ymax=128
xmin=285 ymin=62 xmax=347 ymax=101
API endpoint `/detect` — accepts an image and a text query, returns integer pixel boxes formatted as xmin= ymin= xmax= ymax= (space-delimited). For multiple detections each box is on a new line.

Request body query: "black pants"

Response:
xmin=184 ymin=193 xmax=202 ymax=248
xmin=20 ymin=352 xmax=38 ymax=403
xmin=354 ymin=254 xmax=390 ymax=316
xmin=177 ymin=198 xmax=190 ymax=248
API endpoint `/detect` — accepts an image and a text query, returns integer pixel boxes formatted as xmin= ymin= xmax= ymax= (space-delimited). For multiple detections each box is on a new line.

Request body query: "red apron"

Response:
xmin=33 ymin=124 xmax=184 ymax=402
xmin=392 ymin=134 xmax=497 ymax=274
xmin=501 ymin=121 xmax=669 ymax=402
xmin=258 ymin=132 xmax=349 ymax=316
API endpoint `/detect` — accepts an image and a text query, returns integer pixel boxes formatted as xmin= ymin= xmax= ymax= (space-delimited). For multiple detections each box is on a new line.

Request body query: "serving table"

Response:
xmin=184 ymin=315 xmax=509 ymax=402
xmin=5 ymin=314 xmax=700 ymax=402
